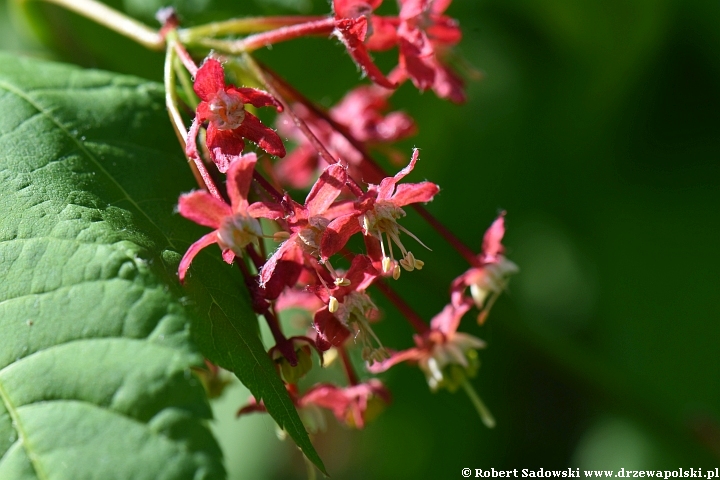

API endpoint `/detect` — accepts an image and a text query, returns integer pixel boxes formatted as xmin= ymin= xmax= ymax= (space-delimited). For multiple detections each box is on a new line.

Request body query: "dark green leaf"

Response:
xmin=0 ymin=52 xmax=322 ymax=477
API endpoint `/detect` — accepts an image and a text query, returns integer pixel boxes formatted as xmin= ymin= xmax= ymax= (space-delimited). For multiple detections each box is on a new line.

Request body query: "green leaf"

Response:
xmin=0 ymin=51 xmax=224 ymax=479
xmin=0 ymin=52 xmax=323 ymax=476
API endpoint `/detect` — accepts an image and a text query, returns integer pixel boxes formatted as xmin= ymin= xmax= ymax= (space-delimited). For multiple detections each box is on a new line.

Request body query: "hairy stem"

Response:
xmin=189 ymin=18 xmax=336 ymax=54
xmin=180 ymin=16 xmax=328 ymax=42
xmin=165 ymin=32 xmax=220 ymax=198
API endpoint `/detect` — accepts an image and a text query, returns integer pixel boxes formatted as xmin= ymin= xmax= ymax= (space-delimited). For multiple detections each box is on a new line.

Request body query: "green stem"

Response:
xmin=16 ymin=0 xmax=163 ymax=50
xmin=164 ymin=33 xmax=218 ymax=197
xmin=173 ymin=55 xmax=198 ymax=110
xmin=163 ymin=35 xmax=187 ymax=148
xmin=179 ymin=16 xmax=327 ymax=41
xmin=461 ymin=379 xmax=496 ymax=429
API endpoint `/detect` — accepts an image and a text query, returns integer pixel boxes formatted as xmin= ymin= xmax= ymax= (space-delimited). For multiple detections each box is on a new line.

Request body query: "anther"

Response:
xmin=334 ymin=277 xmax=351 ymax=287
xmin=328 ymin=296 xmax=339 ymax=313
xmin=392 ymin=264 xmax=401 ymax=280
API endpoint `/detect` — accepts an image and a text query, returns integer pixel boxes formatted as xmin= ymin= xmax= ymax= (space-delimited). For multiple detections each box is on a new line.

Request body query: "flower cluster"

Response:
xmin=167 ymin=0 xmax=515 ymax=437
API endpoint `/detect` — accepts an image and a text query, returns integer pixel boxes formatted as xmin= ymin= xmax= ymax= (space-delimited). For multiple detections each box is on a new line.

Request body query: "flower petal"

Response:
xmin=236 ymin=112 xmax=286 ymax=158
xmin=247 ymin=201 xmax=285 ymax=220
xmin=229 ymin=86 xmax=283 ymax=112
xmin=305 ymin=164 xmax=347 ymax=216
xmin=366 ymin=347 xmax=426 ymax=373
xmin=366 ymin=16 xmax=399 ymax=51
xmin=429 ymin=302 xmax=471 ymax=335
xmin=481 ymin=213 xmax=505 ymax=263
xmin=377 ymin=148 xmax=419 ymax=199
xmin=226 ymin=153 xmax=257 ymax=212
xmin=334 ymin=17 xmax=397 ymax=89
xmin=178 ymin=190 xmax=232 ymax=229
xmin=259 ymin=237 xmax=299 ymax=290
xmin=178 ymin=231 xmax=219 ymax=283
xmin=320 ymin=213 xmax=362 ymax=260
xmin=206 ymin=124 xmax=245 ymax=173
xmin=313 ymin=308 xmax=352 ymax=351
xmin=390 ymin=181 xmax=439 ymax=206
xmin=193 ymin=58 xmax=225 ymax=101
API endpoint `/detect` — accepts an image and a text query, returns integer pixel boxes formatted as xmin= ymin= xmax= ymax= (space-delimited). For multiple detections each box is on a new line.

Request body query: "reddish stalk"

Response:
xmin=173 ymin=41 xmax=198 ymax=76
xmin=338 ymin=345 xmax=359 ymax=386
xmin=373 ymin=280 xmax=429 ymax=334
xmin=180 ymin=16 xmax=329 ymax=40
xmin=233 ymin=18 xmax=335 ymax=52
xmin=253 ymin=170 xmax=284 ymax=203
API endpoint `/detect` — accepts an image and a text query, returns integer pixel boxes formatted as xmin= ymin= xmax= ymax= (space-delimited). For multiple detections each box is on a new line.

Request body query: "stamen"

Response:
xmin=334 ymin=277 xmax=351 ymax=287
xmin=397 ymin=224 xmax=432 ymax=251
xmin=381 ymin=256 xmax=393 ymax=274
xmin=328 ymin=296 xmax=339 ymax=313
xmin=392 ymin=264 xmax=401 ymax=280
xmin=461 ymin=379 xmax=496 ymax=428
xmin=399 ymin=251 xmax=415 ymax=272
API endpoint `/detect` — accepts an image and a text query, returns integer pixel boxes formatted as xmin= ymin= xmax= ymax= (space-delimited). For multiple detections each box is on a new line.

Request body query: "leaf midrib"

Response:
xmin=0 ymin=376 xmax=49 ymax=480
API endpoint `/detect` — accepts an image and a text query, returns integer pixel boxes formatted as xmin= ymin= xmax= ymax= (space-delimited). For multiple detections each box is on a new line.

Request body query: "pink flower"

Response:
xmin=333 ymin=0 xmax=398 ymax=51
xmin=450 ymin=213 xmax=519 ymax=324
xmin=238 ymin=380 xmax=391 ymax=431
xmin=188 ymin=58 xmax=286 ymax=173
xmin=309 ymin=255 xmax=384 ymax=361
xmin=301 ymin=379 xmax=391 ymax=429
xmin=369 ymin=302 xmax=485 ymax=392
xmin=176 ymin=153 xmax=283 ymax=282
xmin=396 ymin=0 xmax=465 ymax=103
xmin=257 ymin=163 xmax=349 ymax=299
xmin=320 ymin=149 xmax=439 ymax=278
xmin=332 ymin=0 xmax=397 ymax=89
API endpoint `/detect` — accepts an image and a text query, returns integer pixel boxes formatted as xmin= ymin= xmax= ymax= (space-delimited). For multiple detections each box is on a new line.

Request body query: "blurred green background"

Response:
xmin=2 ymin=0 xmax=719 ymax=477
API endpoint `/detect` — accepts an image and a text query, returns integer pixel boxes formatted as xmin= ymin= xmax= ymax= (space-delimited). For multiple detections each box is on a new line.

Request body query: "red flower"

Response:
xmin=450 ymin=213 xmax=519 ymax=324
xmin=397 ymin=0 xmax=465 ymax=103
xmin=320 ymin=149 xmax=439 ymax=278
xmin=176 ymin=153 xmax=283 ymax=282
xmin=309 ymin=255 xmax=384 ymax=361
xmin=188 ymin=58 xmax=286 ymax=173
xmin=369 ymin=302 xmax=485 ymax=391
xmin=257 ymin=163 xmax=349 ymax=299
xmin=332 ymin=0 xmax=397 ymax=88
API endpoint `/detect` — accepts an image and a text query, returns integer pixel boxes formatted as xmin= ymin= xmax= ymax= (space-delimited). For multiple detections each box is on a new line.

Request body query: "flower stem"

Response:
xmin=338 ymin=345 xmax=359 ymax=386
xmin=461 ymin=378 xmax=496 ymax=428
xmin=189 ymin=18 xmax=336 ymax=54
xmin=164 ymin=32 xmax=221 ymax=199
xmin=173 ymin=55 xmax=198 ymax=110
xmin=16 ymin=0 xmax=163 ymax=50
xmin=180 ymin=16 xmax=328 ymax=42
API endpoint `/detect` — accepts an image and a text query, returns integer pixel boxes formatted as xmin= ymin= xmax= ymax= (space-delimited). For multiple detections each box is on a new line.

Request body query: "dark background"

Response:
xmin=2 ymin=0 xmax=719 ymax=478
